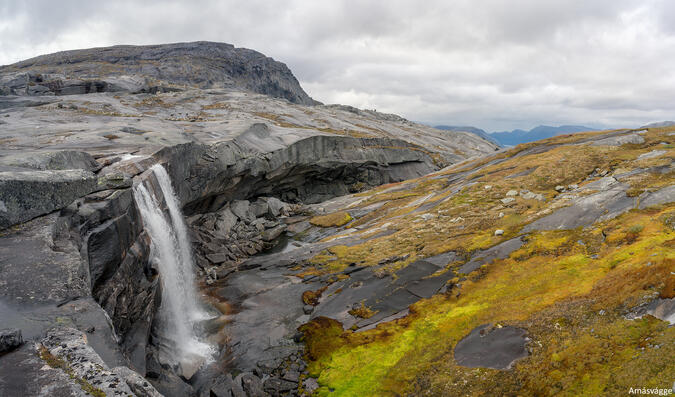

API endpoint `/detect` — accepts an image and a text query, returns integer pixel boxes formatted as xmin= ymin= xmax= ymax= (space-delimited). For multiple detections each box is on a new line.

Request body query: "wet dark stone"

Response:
xmin=458 ymin=237 xmax=525 ymax=274
xmin=393 ymin=260 xmax=439 ymax=286
xmin=208 ymin=374 xmax=236 ymax=397
xmin=424 ymin=251 xmax=458 ymax=267
xmin=236 ymin=372 xmax=266 ymax=397
xmin=0 ymin=328 xmax=23 ymax=352
xmin=263 ymin=378 xmax=297 ymax=394
xmin=405 ymin=272 xmax=455 ymax=299
xmin=454 ymin=324 xmax=529 ymax=370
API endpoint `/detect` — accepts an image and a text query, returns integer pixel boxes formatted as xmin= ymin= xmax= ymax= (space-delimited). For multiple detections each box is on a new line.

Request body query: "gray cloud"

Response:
xmin=1 ymin=0 xmax=674 ymax=130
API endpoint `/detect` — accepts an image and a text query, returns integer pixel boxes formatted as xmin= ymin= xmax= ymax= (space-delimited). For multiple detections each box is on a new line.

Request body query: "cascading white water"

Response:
xmin=133 ymin=164 xmax=213 ymax=363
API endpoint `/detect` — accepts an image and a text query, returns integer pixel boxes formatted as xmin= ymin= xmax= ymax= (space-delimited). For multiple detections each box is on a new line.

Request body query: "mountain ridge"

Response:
xmin=0 ymin=41 xmax=320 ymax=105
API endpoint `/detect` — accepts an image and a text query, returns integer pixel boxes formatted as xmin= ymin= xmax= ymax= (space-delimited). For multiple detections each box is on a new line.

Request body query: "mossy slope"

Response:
xmin=299 ymin=127 xmax=675 ymax=396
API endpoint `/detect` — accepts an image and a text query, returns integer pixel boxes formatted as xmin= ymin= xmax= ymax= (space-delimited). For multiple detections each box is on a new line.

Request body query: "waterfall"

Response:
xmin=133 ymin=164 xmax=213 ymax=363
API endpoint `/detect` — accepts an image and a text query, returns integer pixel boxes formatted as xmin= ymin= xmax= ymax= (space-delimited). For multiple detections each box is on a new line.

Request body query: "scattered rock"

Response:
xmin=282 ymin=369 xmax=300 ymax=383
xmin=521 ymin=191 xmax=545 ymax=201
xmin=303 ymin=378 xmax=320 ymax=394
xmin=263 ymin=378 xmax=297 ymax=394
xmin=494 ymin=229 xmax=504 ymax=236
xmin=257 ymin=358 xmax=282 ymax=374
xmin=209 ymin=374 xmax=239 ymax=397
xmin=591 ymin=133 xmax=645 ymax=146
xmin=506 ymin=190 xmax=518 ymax=196
xmin=637 ymin=150 xmax=666 ymax=160
xmin=500 ymin=197 xmax=515 ymax=205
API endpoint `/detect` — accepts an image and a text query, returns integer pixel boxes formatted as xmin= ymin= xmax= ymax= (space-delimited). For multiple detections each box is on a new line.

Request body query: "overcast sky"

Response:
xmin=1 ymin=0 xmax=674 ymax=131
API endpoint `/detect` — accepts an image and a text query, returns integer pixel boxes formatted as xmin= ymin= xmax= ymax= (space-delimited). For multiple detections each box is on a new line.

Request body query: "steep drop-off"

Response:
xmin=0 ymin=43 xmax=500 ymax=397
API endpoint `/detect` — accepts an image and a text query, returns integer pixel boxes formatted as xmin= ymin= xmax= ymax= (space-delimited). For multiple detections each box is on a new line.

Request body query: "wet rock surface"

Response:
xmin=454 ymin=324 xmax=529 ymax=370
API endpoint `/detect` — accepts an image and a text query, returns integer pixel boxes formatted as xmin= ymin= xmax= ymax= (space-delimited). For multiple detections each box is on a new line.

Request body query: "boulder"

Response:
xmin=235 ymin=372 xmax=266 ymax=397
xmin=0 ymin=328 xmax=23 ymax=352
xmin=113 ymin=366 xmax=163 ymax=397
xmin=215 ymin=207 xmax=238 ymax=236
xmin=266 ymin=197 xmax=289 ymax=217
xmin=0 ymin=169 xmax=98 ymax=229
xmin=261 ymin=224 xmax=287 ymax=242
xmin=263 ymin=378 xmax=297 ymax=394
xmin=231 ymin=200 xmax=254 ymax=223
xmin=250 ymin=198 xmax=270 ymax=218
xmin=521 ymin=191 xmax=545 ymax=201
xmin=209 ymin=374 xmax=242 ymax=397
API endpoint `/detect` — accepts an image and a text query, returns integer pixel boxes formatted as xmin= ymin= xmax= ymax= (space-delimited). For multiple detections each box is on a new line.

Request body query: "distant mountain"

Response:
xmin=641 ymin=121 xmax=675 ymax=128
xmin=435 ymin=125 xmax=502 ymax=147
xmin=490 ymin=125 xmax=595 ymax=146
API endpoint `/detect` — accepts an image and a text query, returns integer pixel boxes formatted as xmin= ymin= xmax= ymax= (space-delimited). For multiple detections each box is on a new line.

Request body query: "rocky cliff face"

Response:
xmin=0 ymin=41 xmax=319 ymax=105
xmin=0 ymin=43 xmax=501 ymax=397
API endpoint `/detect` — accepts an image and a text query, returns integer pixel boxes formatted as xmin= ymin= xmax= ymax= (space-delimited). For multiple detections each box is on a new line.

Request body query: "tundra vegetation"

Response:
xmin=298 ymin=126 xmax=675 ymax=396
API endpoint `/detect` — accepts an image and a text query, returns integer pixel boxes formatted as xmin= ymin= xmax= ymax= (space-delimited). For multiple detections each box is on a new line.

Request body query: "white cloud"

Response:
xmin=1 ymin=0 xmax=674 ymax=130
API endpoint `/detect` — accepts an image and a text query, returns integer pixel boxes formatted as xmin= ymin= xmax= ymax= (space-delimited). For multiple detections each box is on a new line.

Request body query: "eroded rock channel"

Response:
xmin=0 ymin=132 xmax=445 ymax=396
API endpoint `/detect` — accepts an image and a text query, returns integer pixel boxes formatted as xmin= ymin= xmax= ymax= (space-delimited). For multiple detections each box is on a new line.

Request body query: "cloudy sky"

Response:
xmin=1 ymin=0 xmax=674 ymax=131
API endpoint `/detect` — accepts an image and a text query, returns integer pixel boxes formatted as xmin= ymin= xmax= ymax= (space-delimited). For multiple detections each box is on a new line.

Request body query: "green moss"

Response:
xmin=298 ymin=128 xmax=675 ymax=396
xmin=310 ymin=211 xmax=353 ymax=227
xmin=302 ymin=206 xmax=675 ymax=396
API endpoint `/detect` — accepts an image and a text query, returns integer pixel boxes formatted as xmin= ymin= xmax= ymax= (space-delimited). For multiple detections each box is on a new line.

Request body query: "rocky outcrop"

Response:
xmin=189 ymin=197 xmax=299 ymax=281
xmin=0 ymin=42 xmax=503 ymax=397
xmin=64 ymin=184 xmax=160 ymax=374
xmin=39 ymin=327 xmax=162 ymax=396
xmin=156 ymin=134 xmax=437 ymax=213
xmin=0 ymin=169 xmax=98 ymax=229
xmin=0 ymin=41 xmax=319 ymax=105
xmin=0 ymin=150 xmax=101 ymax=172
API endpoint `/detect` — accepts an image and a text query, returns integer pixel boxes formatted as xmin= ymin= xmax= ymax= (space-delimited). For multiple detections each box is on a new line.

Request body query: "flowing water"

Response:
xmin=133 ymin=164 xmax=213 ymax=365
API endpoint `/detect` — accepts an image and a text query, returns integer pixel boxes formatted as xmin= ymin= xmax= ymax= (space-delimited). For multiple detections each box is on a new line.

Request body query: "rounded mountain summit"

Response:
xmin=0 ymin=41 xmax=320 ymax=105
